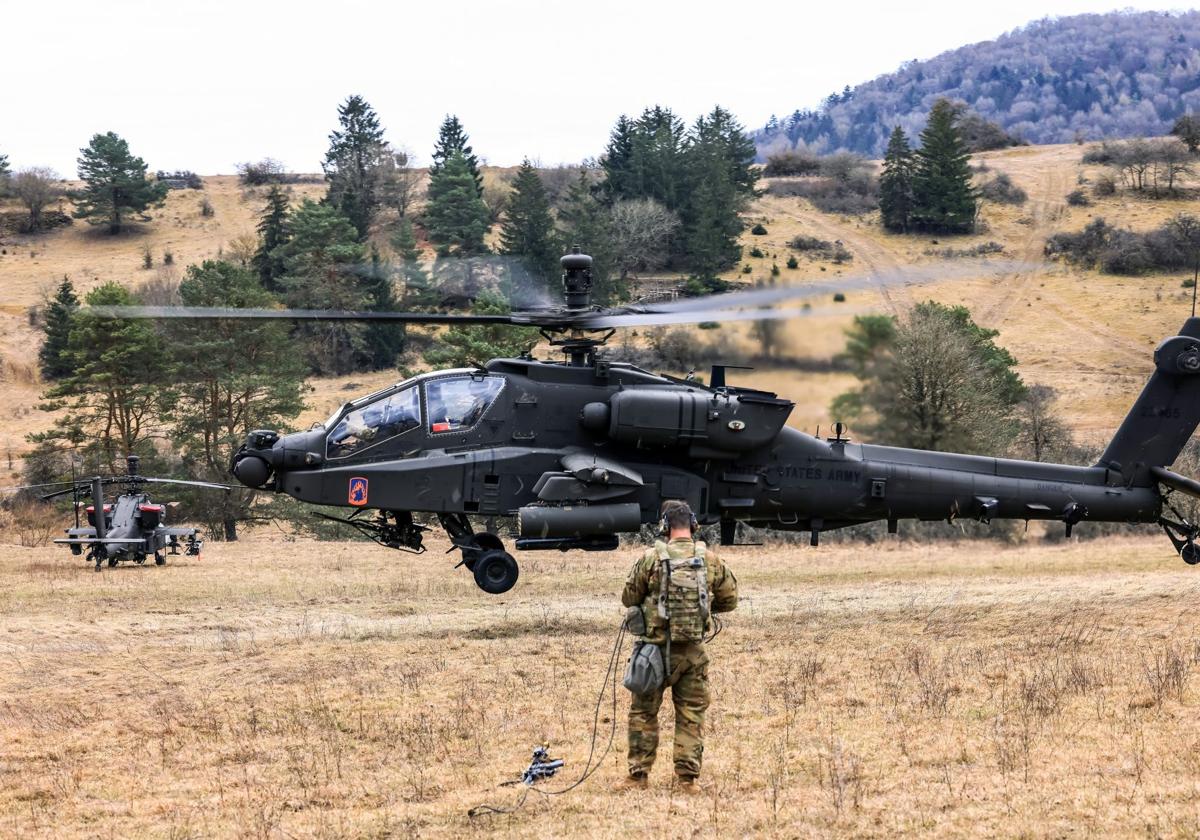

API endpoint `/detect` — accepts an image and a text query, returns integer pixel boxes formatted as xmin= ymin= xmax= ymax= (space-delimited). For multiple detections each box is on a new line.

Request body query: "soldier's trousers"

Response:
xmin=627 ymin=641 xmax=710 ymax=779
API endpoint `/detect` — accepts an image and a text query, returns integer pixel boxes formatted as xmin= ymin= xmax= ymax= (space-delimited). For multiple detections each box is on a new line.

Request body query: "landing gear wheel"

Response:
xmin=154 ymin=552 xmax=166 ymax=566
xmin=462 ymin=532 xmax=504 ymax=572
xmin=107 ymin=556 xmax=119 ymax=568
xmin=1182 ymin=542 xmax=1200 ymax=565
xmin=472 ymin=549 xmax=519 ymax=594
xmin=134 ymin=554 xmax=147 ymax=565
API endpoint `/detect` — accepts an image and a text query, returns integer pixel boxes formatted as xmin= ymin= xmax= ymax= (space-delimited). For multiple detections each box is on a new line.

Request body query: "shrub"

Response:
xmin=1065 ymin=189 xmax=1091 ymax=207
xmin=831 ymin=243 xmax=852 ymax=263
xmin=764 ymin=150 xmax=822 ymax=177
xmin=771 ymin=262 xmax=780 ymax=277
xmin=786 ymin=255 xmax=799 ymax=269
xmin=163 ymin=250 xmax=174 ymax=266
xmin=142 ymin=246 xmax=153 ymax=269
xmin=1092 ymin=175 xmax=1117 ymax=197
xmin=200 ymin=196 xmax=215 ymax=217
xmin=1045 ymin=216 xmax=1199 ymax=276
xmin=979 ymin=173 xmax=1027 ymax=205
xmin=924 ymin=241 xmax=1005 ymax=259
xmin=742 ymin=264 xmax=752 ymax=274
xmin=237 ymin=158 xmax=288 ymax=186
xmin=749 ymin=246 xmax=764 ymax=258
xmin=790 ymin=235 xmax=832 ymax=251
xmin=751 ymin=223 xmax=768 ymax=235
xmin=833 ymin=292 xmax=846 ymax=302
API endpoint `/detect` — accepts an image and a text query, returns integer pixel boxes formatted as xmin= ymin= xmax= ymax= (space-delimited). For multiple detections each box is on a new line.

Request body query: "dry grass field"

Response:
xmin=2 ymin=534 xmax=1200 ymax=838
xmin=3 ymin=143 xmax=1200 ymax=837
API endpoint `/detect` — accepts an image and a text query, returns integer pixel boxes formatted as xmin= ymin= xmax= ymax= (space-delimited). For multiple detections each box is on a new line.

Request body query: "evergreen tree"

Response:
xmin=71 ymin=132 xmax=168 ymax=234
xmin=0 ymin=152 xmax=10 ymax=196
xmin=429 ymin=115 xmax=483 ymax=196
xmin=831 ymin=301 xmax=1025 ymax=453
xmin=499 ymin=159 xmax=560 ymax=295
xmin=424 ymin=151 xmax=490 ymax=256
xmin=251 ymin=184 xmax=291 ymax=293
xmin=680 ymin=107 xmax=756 ymax=291
xmin=31 ymin=283 xmax=168 ymax=467
xmin=911 ymin=100 xmax=977 ymax=234
xmin=323 ymin=94 xmax=389 ymax=240
xmin=558 ymin=171 xmax=619 ymax=303
xmin=391 ymin=219 xmax=437 ymax=309
xmin=166 ymin=260 xmax=307 ymax=540
xmin=600 ymin=115 xmax=637 ymax=202
xmin=879 ymin=126 xmax=917 ymax=232
xmin=423 ymin=289 xmax=540 ymax=368
xmin=629 ymin=106 xmax=688 ymax=211
xmin=361 ymin=246 xmax=406 ymax=369
xmin=275 ymin=200 xmax=370 ymax=374
xmin=38 ymin=276 xmax=79 ymax=381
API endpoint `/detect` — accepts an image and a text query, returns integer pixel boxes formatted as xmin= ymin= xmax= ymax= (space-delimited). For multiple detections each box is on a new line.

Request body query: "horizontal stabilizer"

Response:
xmin=1150 ymin=466 xmax=1200 ymax=499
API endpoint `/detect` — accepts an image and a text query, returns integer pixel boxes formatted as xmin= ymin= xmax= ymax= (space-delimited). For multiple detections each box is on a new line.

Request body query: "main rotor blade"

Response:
xmin=0 ymin=479 xmax=82 ymax=493
xmin=609 ymin=259 xmax=1029 ymax=317
xmin=140 ymin=477 xmax=234 ymax=492
xmin=88 ymin=306 xmax=519 ymax=325
xmin=584 ymin=304 xmax=843 ymax=328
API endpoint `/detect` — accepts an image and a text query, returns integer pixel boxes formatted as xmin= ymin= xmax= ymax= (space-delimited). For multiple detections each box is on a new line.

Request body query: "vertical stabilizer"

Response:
xmin=1099 ymin=318 xmax=1200 ymax=485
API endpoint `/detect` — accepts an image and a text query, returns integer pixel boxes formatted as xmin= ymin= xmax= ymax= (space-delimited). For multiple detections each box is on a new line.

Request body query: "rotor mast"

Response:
xmin=550 ymin=247 xmax=608 ymax=366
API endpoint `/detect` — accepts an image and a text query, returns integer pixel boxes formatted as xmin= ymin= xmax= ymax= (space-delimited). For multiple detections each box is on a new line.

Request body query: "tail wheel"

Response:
xmin=154 ymin=553 xmax=166 ymax=566
xmin=472 ymin=549 xmax=519 ymax=594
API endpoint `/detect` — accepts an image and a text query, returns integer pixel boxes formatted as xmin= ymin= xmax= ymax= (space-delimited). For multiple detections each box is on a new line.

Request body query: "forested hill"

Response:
xmin=758 ymin=10 xmax=1200 ymax=157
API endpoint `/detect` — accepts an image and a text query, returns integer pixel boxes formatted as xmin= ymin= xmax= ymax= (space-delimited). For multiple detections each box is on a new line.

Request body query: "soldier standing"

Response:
xmin=616 ymin=499 xmax=738 ymax=793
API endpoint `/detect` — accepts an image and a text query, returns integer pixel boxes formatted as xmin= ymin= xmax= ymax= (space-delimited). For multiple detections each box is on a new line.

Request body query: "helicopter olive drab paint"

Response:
xmin=93 ymin=249 xmax=1200 ymax=593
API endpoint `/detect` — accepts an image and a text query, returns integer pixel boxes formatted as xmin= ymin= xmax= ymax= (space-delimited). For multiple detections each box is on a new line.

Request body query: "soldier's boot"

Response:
xmin=613 ymin=773 xmax=649 ymax=792
xmin=673 ymin=776 xmax=702 ymax=795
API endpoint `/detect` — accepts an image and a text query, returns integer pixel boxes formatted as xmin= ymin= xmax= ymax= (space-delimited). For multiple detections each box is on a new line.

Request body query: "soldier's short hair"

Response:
xmin=661 ymin=499 xmax=695 ymax=532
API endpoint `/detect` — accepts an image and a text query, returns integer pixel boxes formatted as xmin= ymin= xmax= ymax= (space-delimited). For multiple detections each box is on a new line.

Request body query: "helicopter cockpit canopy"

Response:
xmin=426 ymin=374 xmax=504 ymax=434
xmin=328 ymin=384 xmax=421 ymax=459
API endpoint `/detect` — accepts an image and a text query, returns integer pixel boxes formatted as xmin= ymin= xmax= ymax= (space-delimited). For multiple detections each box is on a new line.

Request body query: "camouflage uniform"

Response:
xmin=621 ymin=537 xmax=738 ymax=780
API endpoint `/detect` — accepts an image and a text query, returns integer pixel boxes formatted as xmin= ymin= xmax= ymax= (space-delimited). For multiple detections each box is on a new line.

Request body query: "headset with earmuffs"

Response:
xmin=660 ymin=503 xmax=698 ymax=535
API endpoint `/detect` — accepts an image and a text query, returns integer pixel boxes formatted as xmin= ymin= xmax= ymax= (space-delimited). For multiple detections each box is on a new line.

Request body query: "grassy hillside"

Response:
xmin=0 ymin=143 xmax=1194 ymax=477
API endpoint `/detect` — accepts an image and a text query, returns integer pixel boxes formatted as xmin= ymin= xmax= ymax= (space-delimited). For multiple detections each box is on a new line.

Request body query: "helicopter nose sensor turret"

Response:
xmin=232 ymin=429 xmax=280 ymax=488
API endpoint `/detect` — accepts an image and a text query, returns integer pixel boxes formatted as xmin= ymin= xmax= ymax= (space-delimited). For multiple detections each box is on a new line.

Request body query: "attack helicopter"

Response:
xmin=99 ymin=249 xmax=1200 ymax=594
xmin=15 ymin=455 xmax=231 ymax=570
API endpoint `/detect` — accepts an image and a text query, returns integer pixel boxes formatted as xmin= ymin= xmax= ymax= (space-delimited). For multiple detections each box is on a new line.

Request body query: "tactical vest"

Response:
xmin=642 ymin=540 xmax=711 ymax=643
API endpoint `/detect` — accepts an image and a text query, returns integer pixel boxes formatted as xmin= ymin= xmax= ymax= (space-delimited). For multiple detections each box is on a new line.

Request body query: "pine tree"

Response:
xmin=38 ymin=276 xmax=79 ymax=380
xmin=251 ymin=185 xmax=291 ymax=293
xmin=167 ymin=260 xmax=306 ymax=540
xmin=32 ymin=283 xmax=168 ymax=467
xmin=499 ymin=159 xmax=560 ymax=295
xmin=558 ymin=171 xmax=619 ymax=303
xmin=600 ymin=115 xmax=637 ymax=202
xmin=424 ymin=152 xmax=490 ymax=256
xmin=361 ymin=246 xmax=406 ymax=369
xmin=629 ymin=106 xmax=688 ymax=211
xmin=680 ymin=107 xmax=755 ymax=290
xmin=429 ymin=115 xmax=483 ymax=197
xmin=391 ymin=220 xmax=437 ymax=309
xmin=879 ymin=126 xmax=917 ymax=232
xmin=276 ymin=200 xmax=370 ymax=374
xmin=323 ymin=95 xmax=389 ymax=240
xmin=423 ymin=289 xmax=540 ymax=369
xmin=71 ymin=132 xmax=168 ymax=234
xmin=911 ymin=100 xmax=977 ymax=234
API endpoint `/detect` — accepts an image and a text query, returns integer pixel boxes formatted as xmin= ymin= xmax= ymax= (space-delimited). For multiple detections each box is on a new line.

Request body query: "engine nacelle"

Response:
xmin=583 ymin=388 xmax=793 ymax=455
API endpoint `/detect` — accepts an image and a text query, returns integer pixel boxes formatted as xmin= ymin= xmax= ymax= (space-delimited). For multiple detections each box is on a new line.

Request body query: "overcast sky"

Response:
xmin=2 ymin=0 xmax=1189 ymax=176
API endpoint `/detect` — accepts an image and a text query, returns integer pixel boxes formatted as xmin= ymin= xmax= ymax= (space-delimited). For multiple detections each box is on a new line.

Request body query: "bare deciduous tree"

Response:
xmin=608 ymin=198 xmax=680 ymax=281
xmin=1014 ymin=384 xmax=1073 ymax=461
xmin=12 ymin=167 xmax=61 ymax=231
xmin=381 ymin=146 xmax=423 ymax=219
